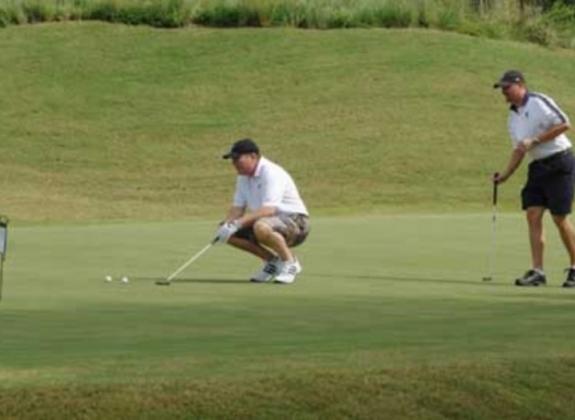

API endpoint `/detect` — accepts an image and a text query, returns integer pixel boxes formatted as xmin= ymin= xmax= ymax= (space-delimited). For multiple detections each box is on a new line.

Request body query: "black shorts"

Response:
xmin=234 ymin=213 xmax=310 ymax=247
xmin=522 ymin=149 xmax=575 ymax=215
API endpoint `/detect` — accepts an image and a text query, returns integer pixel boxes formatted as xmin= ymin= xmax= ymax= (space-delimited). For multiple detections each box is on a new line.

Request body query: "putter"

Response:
xmin=156 ymin=238 xmax=217 ymax=286
xmin=0 ymin=216 xmax=8 ymax=301
xmin=482 ymin=173 xmax=499 ymax=281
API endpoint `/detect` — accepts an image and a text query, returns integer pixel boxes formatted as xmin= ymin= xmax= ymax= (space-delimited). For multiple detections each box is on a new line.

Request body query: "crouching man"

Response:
xmin=214 ymin=138 xmax=310 ymax=284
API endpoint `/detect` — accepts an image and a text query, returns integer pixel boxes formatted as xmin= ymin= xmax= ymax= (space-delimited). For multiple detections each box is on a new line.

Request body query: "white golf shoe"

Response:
xmin=274 ymin=259 xmax=302 ymax=284
xmin=250 ymin=257 xmax=281 ymax=283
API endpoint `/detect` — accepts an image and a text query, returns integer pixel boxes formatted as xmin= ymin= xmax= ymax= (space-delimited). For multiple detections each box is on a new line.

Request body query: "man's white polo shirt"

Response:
xmin=508 ymin=92 xmax=572 ymax=161
xmin=233 ymin=157 xmax=308 ymax=215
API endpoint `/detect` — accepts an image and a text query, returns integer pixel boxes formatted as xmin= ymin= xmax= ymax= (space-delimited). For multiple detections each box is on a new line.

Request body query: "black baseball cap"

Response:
xmin=222 ymin=138 xmax=260 ymax=159
xmin=493 ymin=70 xmax=525 ymax=88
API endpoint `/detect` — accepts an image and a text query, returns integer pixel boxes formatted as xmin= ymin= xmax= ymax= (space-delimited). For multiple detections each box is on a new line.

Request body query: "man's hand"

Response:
xmin=516 ymin=137 xmax=539 ymax=153
xmin=493 ymin=172 xmax=506 ymax=184
xmin=214 ymin=220 xmax=241 ymax=244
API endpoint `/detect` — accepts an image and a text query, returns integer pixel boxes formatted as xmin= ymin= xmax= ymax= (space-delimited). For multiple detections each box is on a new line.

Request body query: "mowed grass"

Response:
xmin=2 ymin=22 xmax=575 ymax=418
xmin=2 ymin=215 xmax=575 ymax=418
xmin=1 ymin=23 xmax=575 ymax=222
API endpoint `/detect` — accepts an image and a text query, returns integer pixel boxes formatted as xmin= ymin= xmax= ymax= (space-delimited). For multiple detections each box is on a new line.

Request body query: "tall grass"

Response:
xmin=0 ymin=0 xmax=574 ymax=48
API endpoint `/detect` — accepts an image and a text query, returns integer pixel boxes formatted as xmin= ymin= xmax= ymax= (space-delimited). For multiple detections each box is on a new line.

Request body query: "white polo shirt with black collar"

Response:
xmin=508 ymin=92 xmax=572 ymax=161
xmin=233 ymin=156 xmax=309 ymax=216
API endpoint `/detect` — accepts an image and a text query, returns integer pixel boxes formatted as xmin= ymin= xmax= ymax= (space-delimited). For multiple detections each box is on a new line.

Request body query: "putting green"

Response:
xmin=1 ymin=214 xmax=574 ymax=387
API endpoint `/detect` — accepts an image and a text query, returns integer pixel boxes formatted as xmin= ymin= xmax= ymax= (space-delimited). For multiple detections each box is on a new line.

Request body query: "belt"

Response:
xmin=535 ymin=148 xmax=572 ymax=164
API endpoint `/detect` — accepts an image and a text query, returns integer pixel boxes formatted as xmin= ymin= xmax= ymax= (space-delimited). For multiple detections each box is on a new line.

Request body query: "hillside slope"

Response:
xmin=1 ymin=23 xmax=574 ymax=222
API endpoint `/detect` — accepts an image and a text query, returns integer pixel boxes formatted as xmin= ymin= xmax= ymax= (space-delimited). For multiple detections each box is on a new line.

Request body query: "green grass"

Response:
xmin=2 ymin=22 xmax=575 ymax=417
xmin=2 ymin=216 xmax=575 ymax=417
xmin=1 ymin=23 xmax=575 ymax=222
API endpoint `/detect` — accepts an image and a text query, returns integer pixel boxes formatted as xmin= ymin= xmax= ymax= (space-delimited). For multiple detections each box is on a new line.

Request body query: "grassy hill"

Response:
xmin=1 ymin=22 xmax=575 ymax=222
xmin=3 ymin=23 xmax=575 ymax=419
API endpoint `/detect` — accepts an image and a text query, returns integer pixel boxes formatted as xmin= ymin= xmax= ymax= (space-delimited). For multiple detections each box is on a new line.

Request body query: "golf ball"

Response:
xmin=105 ymin=275 xmax=113 ymax=282
xmin=121 ymin=276 xmax=129 ymax=284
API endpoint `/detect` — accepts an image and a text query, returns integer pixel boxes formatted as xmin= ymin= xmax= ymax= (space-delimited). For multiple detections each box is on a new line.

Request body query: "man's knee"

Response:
xmin=254 ymin=220 xmax=288 ymax=246
xmin=526 ymin=208 xmax=544 ymax=226
xmin=552 ymin=214 xmax=572 ymax=229
xmin=253 ymin=220 xmax=273 ymax=239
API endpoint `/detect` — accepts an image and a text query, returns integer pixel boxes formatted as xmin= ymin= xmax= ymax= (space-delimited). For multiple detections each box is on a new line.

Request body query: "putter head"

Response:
xmin=482 ymin=276 xmax=493 ymax=282
xmin=155 ymin=279 xmax=171 ymax=286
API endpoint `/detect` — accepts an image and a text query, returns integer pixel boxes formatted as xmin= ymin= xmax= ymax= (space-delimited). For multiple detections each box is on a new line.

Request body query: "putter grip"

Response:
xmin=493 ymin=172 xmax=499 ymax=206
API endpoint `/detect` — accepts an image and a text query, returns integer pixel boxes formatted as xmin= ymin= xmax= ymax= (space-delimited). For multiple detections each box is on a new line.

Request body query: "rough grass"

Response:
xmin=0 ymin=0 xmax=574 ymax=48
xmin=1 ymin=23 xmax=575 ymax=222
xmin=2 ymin=358 xmax=575 ymax=419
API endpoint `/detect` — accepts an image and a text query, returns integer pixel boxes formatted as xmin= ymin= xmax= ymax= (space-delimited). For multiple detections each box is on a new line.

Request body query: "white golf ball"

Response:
xmin=121 ymin=276 xmax=129 ymax=284
xmin=105 ymin=275 xmax=113 ymax=282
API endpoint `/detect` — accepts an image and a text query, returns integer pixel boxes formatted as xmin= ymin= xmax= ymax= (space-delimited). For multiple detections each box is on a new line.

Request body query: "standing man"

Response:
xmin=493 ymin=70 xmax=575 ymax=287
xmin=214 ymin=138 xmax=310 ymax=284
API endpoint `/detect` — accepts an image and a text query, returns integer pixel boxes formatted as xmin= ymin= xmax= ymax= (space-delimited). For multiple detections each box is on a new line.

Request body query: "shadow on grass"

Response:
xmin=137 ymin=274 xmax=575 ymax=299
xmin=133 ymin=274 xmax=512 ymax=287
xmin=309 ymin=273 xmax=510 ymax=287
xmin=133 ymin=276 xmax=253 ymax=285
xmin=339 ymin=274 xmax=575 ymax=295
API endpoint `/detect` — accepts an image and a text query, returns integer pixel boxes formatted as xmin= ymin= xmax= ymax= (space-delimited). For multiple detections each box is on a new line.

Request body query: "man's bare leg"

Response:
xmin=552 ymin=214 xmax=575 ymax=266
xmin=253 ymin=221 xmax=293 ymax=262
xmin=227 ymin=236 xmax=276 ymax=261
xmin=526 ymin=206 xmax=545 ymax=270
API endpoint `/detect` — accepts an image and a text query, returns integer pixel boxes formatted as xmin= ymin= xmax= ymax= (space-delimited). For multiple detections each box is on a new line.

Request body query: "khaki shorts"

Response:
xmin=234 ymin=213 xmax=310 ymax=247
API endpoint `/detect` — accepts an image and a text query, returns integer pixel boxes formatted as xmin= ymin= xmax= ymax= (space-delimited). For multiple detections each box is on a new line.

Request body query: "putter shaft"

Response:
xmin=485 ymin=175 xmax=499 ymax=281
xmin=164 ymin=242 xmax=214 ymax=283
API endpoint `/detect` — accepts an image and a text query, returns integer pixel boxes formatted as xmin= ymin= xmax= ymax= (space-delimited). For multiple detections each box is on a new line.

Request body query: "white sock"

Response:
xmin=533 ymin=268 xmax=545 ymax=275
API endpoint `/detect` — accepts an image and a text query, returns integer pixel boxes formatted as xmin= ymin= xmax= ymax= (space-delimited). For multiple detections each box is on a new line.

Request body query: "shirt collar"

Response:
xmin=250 ymin=156 xmax=266 ymax=177
xmin=510 ymin=91 xmax=530 ymax=113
